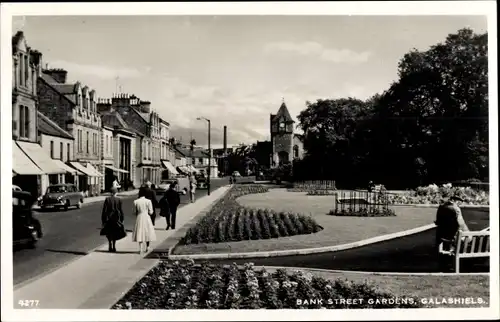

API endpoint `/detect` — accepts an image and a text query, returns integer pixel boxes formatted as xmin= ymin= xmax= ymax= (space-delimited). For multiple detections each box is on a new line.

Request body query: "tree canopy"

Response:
xmin=294 ymin=28 xmax=489 ymax=189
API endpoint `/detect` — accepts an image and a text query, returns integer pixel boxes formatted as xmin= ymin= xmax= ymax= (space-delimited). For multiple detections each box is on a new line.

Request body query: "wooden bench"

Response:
xmin=439 ymin=229 xmax=490 ymax=273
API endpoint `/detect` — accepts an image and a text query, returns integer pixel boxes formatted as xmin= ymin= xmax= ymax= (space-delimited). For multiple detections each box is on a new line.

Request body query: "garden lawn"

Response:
xmin=262 ymin=267 xmax=490 ymax=308
xmin=173 ymin=189 xmax=436 ymax=255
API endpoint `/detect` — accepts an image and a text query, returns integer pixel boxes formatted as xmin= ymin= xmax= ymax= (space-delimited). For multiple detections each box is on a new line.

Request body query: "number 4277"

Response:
xmin=18 ymin=300 xmax=39 ymax=307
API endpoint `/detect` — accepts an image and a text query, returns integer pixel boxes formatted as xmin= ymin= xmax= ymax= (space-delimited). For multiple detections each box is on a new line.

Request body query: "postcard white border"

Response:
xmin=1 ymin=1 xmax=498 ymax=321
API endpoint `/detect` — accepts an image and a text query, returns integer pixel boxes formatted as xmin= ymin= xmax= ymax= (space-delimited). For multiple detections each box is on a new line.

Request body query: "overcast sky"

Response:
xmin=12 ymin=15 xmax=487 ymax=148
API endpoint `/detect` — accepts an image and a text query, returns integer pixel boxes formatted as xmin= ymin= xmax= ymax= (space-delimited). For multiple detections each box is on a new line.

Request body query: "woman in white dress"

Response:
xmin=132 ymin=186 xmax=157 ymax=254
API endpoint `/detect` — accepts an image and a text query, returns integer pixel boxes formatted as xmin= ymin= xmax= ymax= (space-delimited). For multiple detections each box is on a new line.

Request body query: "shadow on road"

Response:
xmin=94 ymin=250 xmax=139 ymax=255
xmin=45 ymin=249 xmax=89 ymax=256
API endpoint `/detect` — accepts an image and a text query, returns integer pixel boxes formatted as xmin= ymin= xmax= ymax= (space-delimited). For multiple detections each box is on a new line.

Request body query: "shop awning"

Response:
xmin=12 ymin=141 xmax=44 ymax=175
xmin=162 ymin=160 xmax=178 ymax=175
xmin=16 ymin=141 xmax=66 ymax=174
xmin=69 ymin=162 xmax=95 ymax=176
xmin=86 ymin=163 xmax=104 ymax=177
xmin=53 ymin=160 xmax=84 ymax=175
xmin=105 ymin=165 xmax=129 ymax=173
xmin=176 ymin=166 xmax=189 ymax=175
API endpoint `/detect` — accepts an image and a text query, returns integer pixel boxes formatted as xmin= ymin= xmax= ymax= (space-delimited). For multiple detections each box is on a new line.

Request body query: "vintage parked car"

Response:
xmin=13 ymin=190 xmax=43 ymax=248
xmin=155 ymin=178 xmax=189 ymax=194
xmin=39 ymin=183 xmax=84 ymax=211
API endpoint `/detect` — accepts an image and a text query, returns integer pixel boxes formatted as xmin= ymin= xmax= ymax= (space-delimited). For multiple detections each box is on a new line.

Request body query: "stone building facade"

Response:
xmin=270 ymin=100 xmax=295 ymax=166
xmin=97 ymin=94 xmax=163 ymax=186
xmin=37 ymin=68 xmax=103 ymax=195
xmin=12 ymin=31 xmax=45 ymax=197
xmin=100 ymin=110 xmax=136 ymax=190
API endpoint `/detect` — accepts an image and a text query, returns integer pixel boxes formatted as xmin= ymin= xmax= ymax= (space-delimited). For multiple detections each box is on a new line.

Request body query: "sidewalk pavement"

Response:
xmin=32 ymin=189 xmax=139 ymax=210
xmin=14 ymin=185 xmax=230 ymax=309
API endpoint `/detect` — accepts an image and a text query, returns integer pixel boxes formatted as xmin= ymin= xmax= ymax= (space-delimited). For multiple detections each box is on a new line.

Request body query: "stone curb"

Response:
xmin=260 ymin=266 xmax=490 ymax=276
xmin=390 ymin=204 xmax=489 ymax=209
xmin=150 ymin=185 xmax=234 ymax=257
xmin=167 ymin=223 xmax=437 ymax=260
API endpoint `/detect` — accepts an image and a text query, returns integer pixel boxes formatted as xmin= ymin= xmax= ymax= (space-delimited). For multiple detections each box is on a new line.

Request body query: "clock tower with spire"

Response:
xmin=270 ymin=98 xmax=295 ymax=167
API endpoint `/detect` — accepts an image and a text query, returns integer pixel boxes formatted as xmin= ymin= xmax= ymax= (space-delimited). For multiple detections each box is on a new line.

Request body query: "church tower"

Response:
xmin=270 ymin=99 xmax=294 ymax=167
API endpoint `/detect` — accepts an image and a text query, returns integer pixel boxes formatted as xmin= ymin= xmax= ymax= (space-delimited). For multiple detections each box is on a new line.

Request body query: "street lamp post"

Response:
xmin=197 ymin=117 xmax=211 ymax=195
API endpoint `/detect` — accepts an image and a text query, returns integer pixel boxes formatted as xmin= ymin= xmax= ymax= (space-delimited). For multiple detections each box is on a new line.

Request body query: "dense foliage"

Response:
xmin=386 ymin=183 xmax=489 ymax=205
xmin=179 ymin=185 xmax=323 ymax=245
xmin=294 ymin=28 xmax=488 ymax=189
xmin=113 ymin=261 xmax=423 ymax=309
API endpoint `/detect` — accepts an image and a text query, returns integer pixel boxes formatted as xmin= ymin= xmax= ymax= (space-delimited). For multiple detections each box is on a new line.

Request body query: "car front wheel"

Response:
xmin=76 ymin=199 xmax=83 ymax=209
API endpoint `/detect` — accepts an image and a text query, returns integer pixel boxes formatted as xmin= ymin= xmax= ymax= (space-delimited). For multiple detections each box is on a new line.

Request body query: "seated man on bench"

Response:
xmin=435 ymin=194 xmax=470 ymax=271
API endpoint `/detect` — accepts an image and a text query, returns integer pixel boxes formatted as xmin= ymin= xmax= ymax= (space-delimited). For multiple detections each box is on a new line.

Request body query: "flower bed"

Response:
xmin=113 ymin=261 xmax=423 ymax=309
xmin=179 ymin=185 xmax=323 ymax=245
xmin=386 ymin=184 xmax=489 ymax=205
xmin=307 ymin=190 xmax=337 ymax=196
xmin=328 ymin=208 xmax=396 ymax=217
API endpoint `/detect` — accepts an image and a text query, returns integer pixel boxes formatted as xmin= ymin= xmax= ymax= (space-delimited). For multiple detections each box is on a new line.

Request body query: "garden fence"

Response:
xmin=293 ymin=180 xmax=336 ymax=190
xmin=334 ymin=190 xmax=391 ymax=214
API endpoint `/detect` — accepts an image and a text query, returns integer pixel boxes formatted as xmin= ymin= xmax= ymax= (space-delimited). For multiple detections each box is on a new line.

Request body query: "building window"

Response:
xmin=60 ymin=142 xmax=63 ymax=160
xmin=77 ymin=129 xmax=81 ymax=152
xmin=50 ymin=140 xmax=54 ymax=159
xmin=199 ymin=158 xmax=203 ymax=164
xmin=18 ymin=105 xmax=30 ymax=138
xmin=86 ymin=131 xmax=89 ymax=153
xmin=24 ymin=54 xmax=29 ymax=85
xmin=293 ymin=145 xmax=299 ymax=158
xmin=19 ymin=54 xmax=24 ymax=86
xmin=105 ymin=135 xmax=107 ymax=155
xmin=67 ymin=143 xmax=70 ymax=161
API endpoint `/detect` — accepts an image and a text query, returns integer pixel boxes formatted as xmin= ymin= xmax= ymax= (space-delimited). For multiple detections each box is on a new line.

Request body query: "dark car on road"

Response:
xmin=39 ymin=183 xmax=84 ymax=211
xmin=13 ymin=190 xmax=43 ymax=248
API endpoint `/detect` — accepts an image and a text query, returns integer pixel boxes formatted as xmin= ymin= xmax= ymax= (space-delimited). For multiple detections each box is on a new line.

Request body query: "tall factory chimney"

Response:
xmin=223 ymin=125 xmax=227 ymax=155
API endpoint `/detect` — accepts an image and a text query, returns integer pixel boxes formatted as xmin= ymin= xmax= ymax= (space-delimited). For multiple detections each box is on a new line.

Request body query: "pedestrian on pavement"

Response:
xmin=100 ymin=186 xmax=127 ymax=252
xmin=132 ymin=186 xmax=157 ymax=254
xmin=144 ymin=181 xmax=159 ymax=226
xmin=112 ymin=176 xmax=121 ymax=193
xmin=435 ymin=194 xmax=469 ymax=270
xmin=189 ymin=173 xmax=197 ymax=203
xmin=165 ymin=182 xmax=181 ymax=230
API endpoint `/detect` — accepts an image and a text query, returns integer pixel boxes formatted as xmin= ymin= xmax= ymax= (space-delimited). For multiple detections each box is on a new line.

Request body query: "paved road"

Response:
xmin=13 ymin=177 xmax=234 ymax=286
xmin=205 ymin=208 xmax=490 ymax=273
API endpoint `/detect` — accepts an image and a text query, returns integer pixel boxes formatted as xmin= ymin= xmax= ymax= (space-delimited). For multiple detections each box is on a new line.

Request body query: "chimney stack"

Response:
xmin=223 ymin=125 xmax=227 ymax=155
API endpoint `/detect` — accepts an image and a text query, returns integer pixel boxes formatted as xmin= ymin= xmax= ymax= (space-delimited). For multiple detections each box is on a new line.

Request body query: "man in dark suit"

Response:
xmin=144 ymin=181 xmax=159 ymax=226
xmin=164 ymin=181 xmax=181 ymax=229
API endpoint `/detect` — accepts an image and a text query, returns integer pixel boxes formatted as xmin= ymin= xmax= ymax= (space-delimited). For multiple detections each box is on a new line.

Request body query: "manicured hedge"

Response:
xmin=179 ymin=185 xmax=323 ymax=245
xmin=328 ymin=208 xmax=396 ymax=217
xmin=113 ymin=261 xmax=423 ymax=309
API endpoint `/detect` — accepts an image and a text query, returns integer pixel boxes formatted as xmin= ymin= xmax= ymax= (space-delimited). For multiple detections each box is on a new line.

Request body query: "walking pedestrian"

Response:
xmin=112 ymin=176 xmax=121 ymax=192
xmin=100 ymin=186 xmax=127 ymax=252
xmin=132 ymin=186 xmax=157 ymax=254
xmin=189 ymin=173 xmax=197 ymax=203
xmin=144 ymin=181 xmax=159 ymax=226
xmin=165 ymin=182 xmax=181 ymax=230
